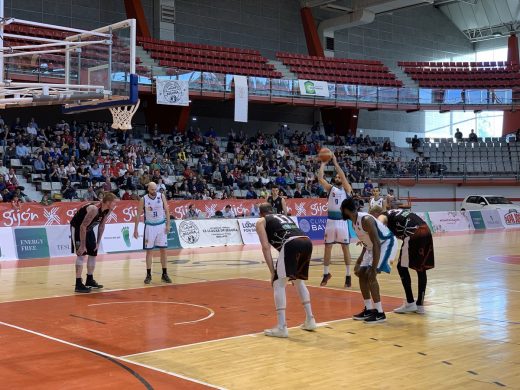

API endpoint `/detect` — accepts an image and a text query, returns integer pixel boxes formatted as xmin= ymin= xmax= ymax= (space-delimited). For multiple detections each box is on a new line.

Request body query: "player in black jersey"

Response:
xmin=370 ymin=206 xmax=435 ymax=314
xmin=256 ymin=203 xmax=316 ymax=338
xmin=70 ymin=192 xmax=117 ymax=293
xmin=267 ymin=186 xmax=288 ymax=215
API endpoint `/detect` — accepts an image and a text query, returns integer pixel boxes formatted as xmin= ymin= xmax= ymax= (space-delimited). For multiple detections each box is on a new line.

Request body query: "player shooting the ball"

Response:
xmin=317 ymin=149 xmax=353 ymax=288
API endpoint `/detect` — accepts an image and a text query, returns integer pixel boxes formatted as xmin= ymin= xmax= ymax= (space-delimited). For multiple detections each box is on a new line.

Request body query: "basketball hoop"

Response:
xmin=109 ymin=99 xmax=140 ymax=130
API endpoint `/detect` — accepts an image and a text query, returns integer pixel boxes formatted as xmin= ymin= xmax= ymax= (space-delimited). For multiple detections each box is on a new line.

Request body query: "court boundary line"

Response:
xmin=122 ymin=317 xmax=354 ymax=358
xmin=0 ymin=320 xmax=226 ymax=390
xmin=0 ymin=277 xmax=240 ymax=305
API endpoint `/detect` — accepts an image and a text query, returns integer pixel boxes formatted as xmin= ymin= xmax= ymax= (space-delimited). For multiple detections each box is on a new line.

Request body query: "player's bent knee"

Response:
xmin=75 ymin=255 xmax=85 ymax=266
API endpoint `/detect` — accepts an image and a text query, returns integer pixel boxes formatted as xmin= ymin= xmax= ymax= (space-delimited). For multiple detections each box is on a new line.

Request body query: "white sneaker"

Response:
xmin=264 ymin=326 xmax=289 ymax=338
xmin=416 ymin=305 xmax=425 ymax=314
xmin=393 ymin=301 xmax=417 ymax=314
xmin=300 ymin=317 xmax=317 ymax=331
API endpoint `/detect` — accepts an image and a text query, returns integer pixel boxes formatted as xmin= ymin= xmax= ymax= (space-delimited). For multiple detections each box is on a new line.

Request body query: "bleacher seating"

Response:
xmin=398 ymin=61 xmax=520 ymax=88
xmin=277 ymin=52 xmax=403 ymax=87
xmin=138 ymin=36 xmax=281 ymax=78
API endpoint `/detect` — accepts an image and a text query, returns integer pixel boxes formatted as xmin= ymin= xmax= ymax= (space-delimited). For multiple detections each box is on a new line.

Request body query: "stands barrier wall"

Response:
xmin=1 ymin=200 xmax=518 ymax=261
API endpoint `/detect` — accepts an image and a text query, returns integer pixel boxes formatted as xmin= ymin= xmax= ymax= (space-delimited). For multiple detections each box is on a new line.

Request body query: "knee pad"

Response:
xmin=75 ymin=256 xmax=85 ymax=266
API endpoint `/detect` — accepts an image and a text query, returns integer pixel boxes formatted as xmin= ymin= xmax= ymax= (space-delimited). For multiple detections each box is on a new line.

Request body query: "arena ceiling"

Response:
xmin=303 ymin=0 xmax=520 ymax=42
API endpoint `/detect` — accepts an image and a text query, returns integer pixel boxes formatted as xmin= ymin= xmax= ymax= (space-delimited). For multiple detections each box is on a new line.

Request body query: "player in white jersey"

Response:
xmin=368 ymin=188 xmax=386 ymax=213
xmin=341 ymin=197 xmax=397 ymax=323
xmin=133 ymin=182 xmax=172 ymax=284
xmin=317 ymin=152 xmax=353 ymax=288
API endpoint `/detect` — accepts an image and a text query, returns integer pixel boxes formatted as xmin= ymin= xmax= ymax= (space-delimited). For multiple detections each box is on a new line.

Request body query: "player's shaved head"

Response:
xmin=148 ymin=182 xmax=157 ymax=190
xmin=259 ymin=202 xmax=274 ymax=217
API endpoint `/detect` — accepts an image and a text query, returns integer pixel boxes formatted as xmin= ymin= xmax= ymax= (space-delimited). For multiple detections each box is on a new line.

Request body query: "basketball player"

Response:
xmin=133 ymin=182 xmax=172 ymax=284
xmin=369 ymin=188 xmax=386 ymax=213
xmin=317 ymin=153 xmax=353 ymax=288
xmin=267 ymin=185 xmax=287 ymax=215
xmin=256 ymin=203 xmax=316 ymax=338
xmin=341 ymin=198 xmax=397 ymax=323
xmin=369 ymin=206 xmax=434 ymax=314
xmin=70 ymin=192 xmax=117 ymax=293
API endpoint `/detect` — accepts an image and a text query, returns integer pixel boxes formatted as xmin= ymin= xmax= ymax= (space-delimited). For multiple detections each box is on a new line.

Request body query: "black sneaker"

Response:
xmin=320 ymin=273 xmax=332 ymax=286
xmin=344 ymin=275 xmax=352 ymax=288
xmin=75 ymin=283 xmax=91 ymax=293
xmin=161 ymin=273 xmax=172 ymax=283
xmin=144 ymin=275 xmax=152 ymax=284
xmin=364 ymin=311 xmax=386 ymax=323
xmin=85 ymin=279 xmax=103 ymax=289
xmin=353 ymin=308 xmax=374 ymax=321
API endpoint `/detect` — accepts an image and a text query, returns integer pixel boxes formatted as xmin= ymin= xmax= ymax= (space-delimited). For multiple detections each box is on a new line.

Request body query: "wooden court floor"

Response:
xmin=1 ymin=229 xmax=520 ymax=389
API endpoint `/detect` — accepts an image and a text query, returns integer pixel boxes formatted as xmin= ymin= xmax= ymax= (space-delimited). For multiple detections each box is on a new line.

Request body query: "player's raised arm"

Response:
xmin=332 ymin=153 xmax=352 ymax=195
xmin=317 ymin=161 xmax=332 ymax=193
xmin=133 ymin=196 xmax=144 ymax=239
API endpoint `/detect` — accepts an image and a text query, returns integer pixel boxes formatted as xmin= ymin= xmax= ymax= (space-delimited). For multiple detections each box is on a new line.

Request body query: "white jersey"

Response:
xmin=369 ymin=197 xmax=384 ymax=210
xmin=353 ymin=212 xmax=393 ymax=250
xmin=143 ymin=194 xmax=166 ymax=225
xmin=328 ymin=186 xmax=348 ymax=220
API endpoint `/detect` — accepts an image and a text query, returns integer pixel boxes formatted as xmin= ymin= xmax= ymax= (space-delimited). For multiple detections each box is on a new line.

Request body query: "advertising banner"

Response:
xmin=426 ymin=211 xmax=474 ymax=233
xmin=469 ymin=211 xmax=486 ymax=230
xmin=480 ymin=210 xmax=504 ymax=229
xmin=234 ymin=75 xmax=248 ymax=122
xmin=167 ymin=220 xmax=182 ymax=249
xmin=45 ymin=225 xmax=73 ymax=257
xmin=14 ymin=227 xmax=50 ymax=259
xmin=101 ymin=223 xmax=145 ymax=253
xmin=175 ymin=219 xmax=242 ymax=248
xmin=498 ymin=209 xmax=520 ymax=229
xmin=297 ymin=216 xmax=327 ymax=240
xmin=156 ymin=79 xmax=189 ymax=106
xmin=298 ymin=80 xmax=330 ymax=98
xmin=0 ymin=228 xmax=18 ymax=261
xmin=238 ymin=218 xmax=260 ymax=245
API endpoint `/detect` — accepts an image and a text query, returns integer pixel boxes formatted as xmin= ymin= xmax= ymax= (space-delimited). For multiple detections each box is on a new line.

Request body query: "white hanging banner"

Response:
xmin=298 ymin=80 xmax=330 ymax=98
xmin=156 ymin=79 xmax=190 ymax=106
xmin=234 ymin=75 xmax=248 ymax=122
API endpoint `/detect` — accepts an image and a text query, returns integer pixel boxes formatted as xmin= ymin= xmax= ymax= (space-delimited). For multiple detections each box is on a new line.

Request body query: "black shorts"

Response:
xmin=399 ymin=224 xmax=435 ymax=272
xmin=71 ymin=226 xmax=98 ymax=257
xmin=275 ymin=237 xmax=313 ymax=281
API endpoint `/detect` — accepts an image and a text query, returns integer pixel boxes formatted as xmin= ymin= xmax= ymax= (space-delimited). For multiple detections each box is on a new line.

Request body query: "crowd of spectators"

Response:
xmin=1 ymin=116 xmax=402 ymax=206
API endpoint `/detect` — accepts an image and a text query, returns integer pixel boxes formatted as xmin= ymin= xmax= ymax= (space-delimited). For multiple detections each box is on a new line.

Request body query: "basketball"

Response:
xmin=318 ymin=148 xmax=333 ymax=163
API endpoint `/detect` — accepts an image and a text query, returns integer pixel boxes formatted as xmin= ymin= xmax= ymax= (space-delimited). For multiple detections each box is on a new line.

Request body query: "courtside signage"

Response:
xmin=14 ymin=227 xmax=50 ymax=259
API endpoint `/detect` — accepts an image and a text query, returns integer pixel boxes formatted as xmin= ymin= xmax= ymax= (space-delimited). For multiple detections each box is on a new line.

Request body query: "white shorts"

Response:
xmin=324 ymin=219 xmax=350 ymax=245
xmin=143 ymin=223 xmax=167 ymax=250
xmin=360 ymin=236 xmax=398 ymax=274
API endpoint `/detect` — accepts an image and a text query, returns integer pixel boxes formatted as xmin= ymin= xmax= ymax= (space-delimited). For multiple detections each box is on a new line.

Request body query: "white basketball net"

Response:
xmin=109 ymin=99 xmax=140 ymax=130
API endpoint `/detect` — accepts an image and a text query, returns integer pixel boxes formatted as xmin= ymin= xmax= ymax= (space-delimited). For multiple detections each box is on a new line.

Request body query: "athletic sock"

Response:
xmin=364 ymin=299 xmax=373 ymax=310
xmin=146 ymin=269 xmax=152 ymax=277
xmin=86 ymin=274 xmax=93 ymax=283
xmin=324 ymin=265 xmax=330 ymax=274
xmin=346 ymin=265 xmax=351 ymax=276
xmin=76 ymin=277 xmax=83 ymax=286
xmin=374 ymin=301 xmax=383 ymax=313
xmin=162 ymin=268 xmax=167 ymax=275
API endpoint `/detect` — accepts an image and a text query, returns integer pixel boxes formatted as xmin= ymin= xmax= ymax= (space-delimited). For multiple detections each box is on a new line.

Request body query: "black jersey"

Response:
xmin=70 ymin=203 xmax=110 ymax=231
xmin=383 ymin=209 xmax=427 ymax=240
xmin=267 ymin=196 xmax=284 ymax=214
xmin=264 ymin=214 xmax=305 ymax=251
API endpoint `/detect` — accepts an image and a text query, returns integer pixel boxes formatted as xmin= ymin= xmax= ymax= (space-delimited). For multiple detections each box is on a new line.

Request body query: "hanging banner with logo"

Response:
xmin=156 ymin=79 xmax=190 ymax=106
xmin=480 ymin=210 xmax=504 ymax=229
xmin=45 ymin=225 xmax=73 ymax=257
xmin=298 ymin=80 xmax=330 ymax=98
xmin=175 ymin=219 xmax=242 ymax=249
xmin=0 ymin=228 xmax=17 ymax=261
xmin=101 ymin=223 xmax=145 ymax=253
xmin=297 ymin=216 xmax=328 ymax=240
xmin=234 ymin=75 xmax=248 ymax=122
xmin=497 ymin=209 xmax=520 ymax=229
xmin=14 ymin=227 xmax=50 ymax=259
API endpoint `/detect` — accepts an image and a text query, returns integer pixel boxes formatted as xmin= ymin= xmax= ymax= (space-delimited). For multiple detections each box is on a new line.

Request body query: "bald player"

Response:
xmin=133 ymin=182 xmax=172 ymax=284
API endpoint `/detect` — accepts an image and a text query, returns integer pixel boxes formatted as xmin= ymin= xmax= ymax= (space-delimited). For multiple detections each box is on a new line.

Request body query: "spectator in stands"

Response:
xmin=454 ymin=128 xmax=463 ymax=142
xmin=61 ymin=179 xmax=77 ymax=200
xmin=222 ymin=204 xmax=236 ymax=218
xmin=246 ymin=186 xmax=257 ymax=199
xmin=15 ymin=142 xmax=30 ymax=164
xmin=363 ymin=179 xmax=374 ymax=197
xmin=250 ymin=203 xmax=260 ymax=217
xmin=186 ymin=204 xmax=200 ymax=219
xmin=411 ymin=135 xmax=421 ymax=152
xmin=516 ymin=128 xmax=520 ymax=142
xmin=5 ymin=142 xmax=17 ymax=162
xmin=33 ymin=155 xmax=46 ymax=174
xmin=83 ymin=186 xmax=98 ymax=201
xmin=0 ymin=160 xmax=8 ymax=177
xmin=469 ymin=129 xmax=478 ymax=142
xmin=40 ymin=193 xmax=53 ymax=205
xmin=11 ymin=194 xmax=21 ymax=210
xmin=121 ymin=189 xmax=132 ymax=200
xmin=90 ymin=163 xmax=104 ymax=184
